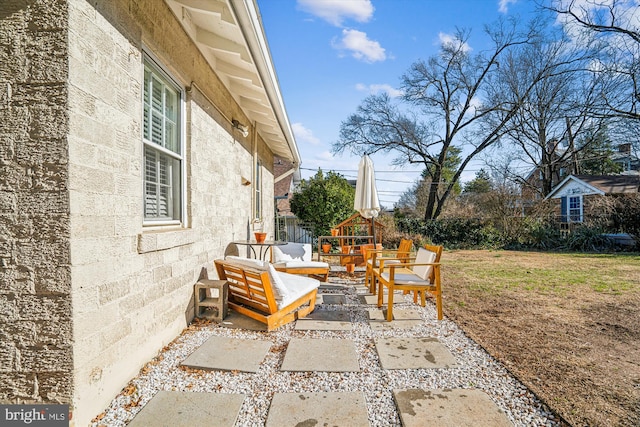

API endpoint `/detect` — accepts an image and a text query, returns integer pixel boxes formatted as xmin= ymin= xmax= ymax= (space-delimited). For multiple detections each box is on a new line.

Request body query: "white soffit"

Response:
xmin=165 ymin=0 xmax=300 ymax=164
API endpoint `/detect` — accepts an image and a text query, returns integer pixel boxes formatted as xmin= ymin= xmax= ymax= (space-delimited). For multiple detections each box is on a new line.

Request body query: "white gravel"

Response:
xmin=91 ymin=274 xmax=561 ymax=426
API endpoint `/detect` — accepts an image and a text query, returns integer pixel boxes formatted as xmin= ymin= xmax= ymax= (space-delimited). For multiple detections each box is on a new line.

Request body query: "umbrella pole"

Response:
xmin=371 ymin=218 xmax=376 ymax=247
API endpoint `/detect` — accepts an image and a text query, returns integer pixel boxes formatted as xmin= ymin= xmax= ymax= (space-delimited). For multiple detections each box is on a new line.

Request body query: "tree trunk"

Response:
xmin=423 ymin=168 xmax=442 ymax=220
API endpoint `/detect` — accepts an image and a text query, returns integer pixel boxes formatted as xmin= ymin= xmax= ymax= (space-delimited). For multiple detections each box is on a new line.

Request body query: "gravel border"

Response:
xmin=91 ymin=274 xmax=561 ymax=426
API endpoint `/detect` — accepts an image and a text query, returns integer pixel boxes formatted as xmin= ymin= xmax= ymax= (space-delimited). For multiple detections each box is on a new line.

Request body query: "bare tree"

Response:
xmin=335 ymin=18 xmax=555 ymax=220
xmin=488 ymin=25 xmax=603 ymax=197
xmin=547 ymin=0 xmax=640 ymax=120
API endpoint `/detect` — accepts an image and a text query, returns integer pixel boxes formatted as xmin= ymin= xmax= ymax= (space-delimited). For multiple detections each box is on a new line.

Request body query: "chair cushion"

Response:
xmin=267 ymin=264 xmax=290 ymax=303
xmin=274 ymin=270 xmax=320 ymax=309
xmin=224 ymin=255 xmax=268 ymax=270
xmin=367 ymin=258 xmax=400 ymax=268
xmin=412 ymin=247 xmax=436 ymax=281
xmin=380 ymin=271 xmax=431 ymax=286
xmin=278 ymin=260 xmax=328 ymax=269
xmin=272 ymin=243 xmax=312 ymax=262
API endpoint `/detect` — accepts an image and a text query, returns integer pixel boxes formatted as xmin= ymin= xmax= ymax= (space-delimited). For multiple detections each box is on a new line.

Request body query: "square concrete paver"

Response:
xmin=359 ymin=292 xmax=403 ymax=305
xmin=354 ymin=285 xmax=371 ymax=294
xmin=375 ymin=337 xmax=457 ymax=369
xmin=393 ymin=389 xmax=512 ymax=427
xmin=266 ymin=392 xmax=370 ymax=427
xmin=128 ymin=391 xmax=245 ymax=427
xmin=320 ymin=294 xmax=347 ymax=305
xmin=181 ymin=336 xmax=271 ymax=373
xmin=280 ymin=338 xmax=360 ymax=372
xmin=295 ymin=310 xmax=352 ymax=331
xmin=368 ymin=308 xmax=423 ymax=330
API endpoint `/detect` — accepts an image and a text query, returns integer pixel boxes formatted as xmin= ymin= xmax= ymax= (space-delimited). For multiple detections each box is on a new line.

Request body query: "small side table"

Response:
xmin=194 ymin=279 xmax=228 ymax=322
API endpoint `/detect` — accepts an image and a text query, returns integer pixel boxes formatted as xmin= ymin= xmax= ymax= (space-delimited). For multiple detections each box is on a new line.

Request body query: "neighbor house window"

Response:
xmin=568 ymin=195 xmax=582 ymax=222
xmin=143 ymin=57 xmax=183 ymax=224
xmin=254 ymin=159 xmax=262 ymax=220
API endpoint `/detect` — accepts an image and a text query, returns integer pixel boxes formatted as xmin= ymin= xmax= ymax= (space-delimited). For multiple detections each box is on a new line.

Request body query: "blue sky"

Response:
xmin=257 ymin=0 xmax=539 ymax=207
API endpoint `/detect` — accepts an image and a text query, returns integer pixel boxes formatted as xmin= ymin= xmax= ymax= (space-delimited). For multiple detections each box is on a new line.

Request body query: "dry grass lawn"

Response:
xmin=441 ymin=250 xmax=640 ymax=427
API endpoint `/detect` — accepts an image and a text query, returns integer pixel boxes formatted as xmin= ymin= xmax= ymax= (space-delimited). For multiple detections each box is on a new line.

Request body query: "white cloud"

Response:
xmin=297 ymin=0 xmax=374 ymax=27
xmin=498 ymin=0 xmax=518 ymax=13
xmin=438 ymin=32 xmax=472 ymax=52
xmin=333 ymin=29 xmax=386 ymax=63
xmin=292 ymin=122 xmax=321 ymax=145
xmin=355 ymin=83 xmax=403 ymax=98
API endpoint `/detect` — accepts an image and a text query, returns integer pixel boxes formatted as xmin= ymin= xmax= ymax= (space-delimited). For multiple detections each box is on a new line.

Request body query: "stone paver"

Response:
xmin=181 ymin=336 xmax=271 ymax=373
xmin=393 ymin=389 xmax=512 ymax=427
xmin=368 ymin=308 xmax=423 ymax=330
xmin=295 ymin=310 xmax=352 ymax=330
xmin=320 ymin=294 xmax=347 ymax=305
xmin=375 ymin=337 xmax=457 ymax=369
xmin=353 ymin=285 xmax=371 ymax=294
xmin=266 ymin=392 xmax=370 ymax=427
xmin=127 ymin=391 xmax=245 ymax=427
xmin=280 ymin=338 xmax=359 ymax=372
xmin=360 ymin=292 xmax=402 ymax=305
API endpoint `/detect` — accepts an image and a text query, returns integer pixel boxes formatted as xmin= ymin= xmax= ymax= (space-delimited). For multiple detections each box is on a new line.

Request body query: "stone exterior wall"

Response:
xmin=2 ymin=0 xmax=277 ymax=425
xmin=0 ymin=0 xmax=74 ymax=408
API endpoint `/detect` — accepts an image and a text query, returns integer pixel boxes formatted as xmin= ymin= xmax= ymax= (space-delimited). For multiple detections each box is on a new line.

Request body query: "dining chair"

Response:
xmin=376 ymin=244 xmax=444 ymax=321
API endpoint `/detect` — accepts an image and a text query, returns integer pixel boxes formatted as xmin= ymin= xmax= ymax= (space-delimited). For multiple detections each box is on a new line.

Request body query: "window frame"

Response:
xmin=254 ymin=158 xmax=262 ymax=221
xmin=142 ymin=53 xmax=186 ymax=227
xmin=567 ymin=195 xmax=583 ymax=223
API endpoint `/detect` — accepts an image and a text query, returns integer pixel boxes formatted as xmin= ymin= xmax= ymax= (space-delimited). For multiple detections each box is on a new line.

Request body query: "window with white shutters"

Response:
xmin=143 ymin=57 xmax=182 ymax=223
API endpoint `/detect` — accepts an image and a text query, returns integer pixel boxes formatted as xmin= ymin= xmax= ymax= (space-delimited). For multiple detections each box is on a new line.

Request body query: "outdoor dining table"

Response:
xmin=231 ymin=240 xmax=287 ymax=261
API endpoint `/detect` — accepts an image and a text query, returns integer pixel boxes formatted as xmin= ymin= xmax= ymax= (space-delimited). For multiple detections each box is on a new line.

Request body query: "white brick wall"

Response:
xmin=66 ymin=0 xmax=277 ymax=424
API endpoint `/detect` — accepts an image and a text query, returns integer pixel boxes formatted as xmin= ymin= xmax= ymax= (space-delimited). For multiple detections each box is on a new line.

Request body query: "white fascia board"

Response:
xmin=229 ymin=0 xmax=300 ymax=166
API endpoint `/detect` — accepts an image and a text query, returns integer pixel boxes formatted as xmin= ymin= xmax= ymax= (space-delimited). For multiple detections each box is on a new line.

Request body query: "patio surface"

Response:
xmin=96 ymin=267 xmax=559 ymax=426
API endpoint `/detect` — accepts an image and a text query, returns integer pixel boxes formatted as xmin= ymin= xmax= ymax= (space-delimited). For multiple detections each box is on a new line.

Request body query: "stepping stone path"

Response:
xmin=393 ymin=388 xmax=512 ymax=426
xmin=107 ymin=273 xmax=538 ymax=426
xmin=280 ymin=338 xmax=360 ymax=372
xmin=266 ymin=392 xmax=369 ymax=427
xmin=127 ymin=391 xmax=245 ymax=427
xmin=181 ymin=335 xmax=271 ymax=372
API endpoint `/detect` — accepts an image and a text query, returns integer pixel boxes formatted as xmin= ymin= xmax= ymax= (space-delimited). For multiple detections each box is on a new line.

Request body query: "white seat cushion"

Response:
xmin=278 ymin=260 xmax=328 ymax=269
xmin=367 ymin=258 xmax=401 ymax=268
xmin=267 ymin=264 xmax=290 ymax=303
xmin=224 ymin=255 xmax=268 ymax=270
xmin=272 ymin=243 xmax=312 ymax=262
xmin=380 ymin=271 xmax=431 ymax=286
xmin=274 ymin=270 xmax=320 ymax=309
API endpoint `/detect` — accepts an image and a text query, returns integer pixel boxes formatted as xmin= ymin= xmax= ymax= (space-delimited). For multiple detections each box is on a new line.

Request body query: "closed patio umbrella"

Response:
xmin=354 ymin=154 xmax=381 ymax=245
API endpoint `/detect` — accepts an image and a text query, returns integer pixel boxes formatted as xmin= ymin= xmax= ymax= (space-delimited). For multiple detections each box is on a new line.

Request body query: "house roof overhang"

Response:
xmin=164 ymin=0 xmax=300 ymax=166
xmin=544 ymin=174 xmax=639 ymax=199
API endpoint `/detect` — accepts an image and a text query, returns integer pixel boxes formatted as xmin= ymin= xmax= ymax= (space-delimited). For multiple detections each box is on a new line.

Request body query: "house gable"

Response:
xmin=545 ymin=175 xmax=606 ymax=199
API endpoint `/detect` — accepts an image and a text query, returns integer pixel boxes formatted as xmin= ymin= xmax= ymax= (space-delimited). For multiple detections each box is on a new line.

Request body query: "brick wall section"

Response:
xmin=66 ymin=0 xmax=275 ymax=424
xmin=0 ymin=0 xmax=73 ymax=407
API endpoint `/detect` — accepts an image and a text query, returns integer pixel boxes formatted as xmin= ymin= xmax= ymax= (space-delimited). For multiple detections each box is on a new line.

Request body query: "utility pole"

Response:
xmin=566 ymin=117 xmax=579 ymax=175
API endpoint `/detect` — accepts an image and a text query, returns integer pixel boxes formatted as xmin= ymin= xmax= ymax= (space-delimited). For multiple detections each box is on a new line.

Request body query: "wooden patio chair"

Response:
xmin=364 ymin=238 xmax=413 ymax=293
xmin=376 ymin=244 xmax=444 ymax=321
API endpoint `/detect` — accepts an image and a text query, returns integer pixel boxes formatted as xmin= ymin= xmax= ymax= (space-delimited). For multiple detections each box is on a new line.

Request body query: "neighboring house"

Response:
xmin=274 ymin=156 xmax=300 ymax=217
xmin=522 ymin=141 xmax=639 ymax=201
xmin=545 ymin=175 xmax=640 ymax=223
xmin=612 ymin=143 xmax=640 ymax=173
xmin=0 ymin=0 xmax=299 ymax=425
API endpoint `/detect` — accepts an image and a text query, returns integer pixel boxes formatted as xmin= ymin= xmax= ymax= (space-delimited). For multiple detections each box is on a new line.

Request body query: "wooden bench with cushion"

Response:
xmin=215 ymin=256 xmax=319 ymax=331
xmin=270 ymin=243 xmax=329 ymax=282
